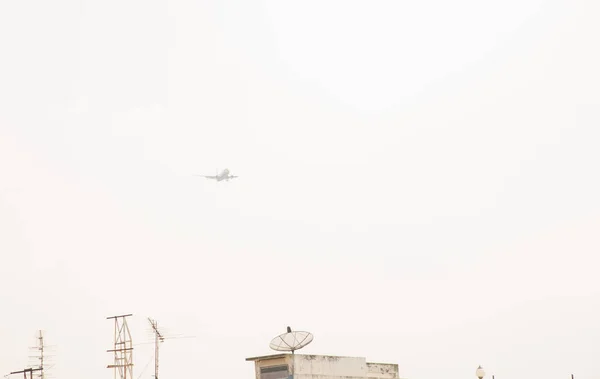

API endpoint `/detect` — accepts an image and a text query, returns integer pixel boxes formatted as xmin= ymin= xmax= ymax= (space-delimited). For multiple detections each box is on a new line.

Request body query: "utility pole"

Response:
xmin=148 ymin=318 xmax=164 ymax=379
xmin=107 ymin=314 xmax=134 ymax=379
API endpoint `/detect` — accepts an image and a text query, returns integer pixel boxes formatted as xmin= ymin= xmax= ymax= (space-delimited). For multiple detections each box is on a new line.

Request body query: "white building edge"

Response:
xmin=246 ymin=353 xmax=404 ymax=379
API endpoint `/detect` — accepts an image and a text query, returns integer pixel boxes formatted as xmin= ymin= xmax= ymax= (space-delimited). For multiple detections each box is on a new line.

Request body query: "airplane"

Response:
xmin=194 ymin=168 xmax=238 ymax=182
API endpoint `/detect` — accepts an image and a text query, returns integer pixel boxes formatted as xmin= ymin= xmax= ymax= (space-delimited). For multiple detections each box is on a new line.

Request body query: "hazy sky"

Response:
xmin=1 ymin=1 xmax=599 ymax=379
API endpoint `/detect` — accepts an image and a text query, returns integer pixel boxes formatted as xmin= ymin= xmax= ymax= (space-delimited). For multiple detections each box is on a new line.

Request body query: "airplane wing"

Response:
xmin=229 ymin=175 xmax=238 ymax=179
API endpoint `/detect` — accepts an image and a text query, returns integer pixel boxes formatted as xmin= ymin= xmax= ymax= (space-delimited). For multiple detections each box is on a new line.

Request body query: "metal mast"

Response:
xmin=147 ymin=318 xmax=164 ymax=379
xmin=27 ymin=330 xmax=54 ymax=379
xmin=29 ymin=330 xmax=45 ymax=379
xmin=107 ymin=314 xmax=134 ymax=379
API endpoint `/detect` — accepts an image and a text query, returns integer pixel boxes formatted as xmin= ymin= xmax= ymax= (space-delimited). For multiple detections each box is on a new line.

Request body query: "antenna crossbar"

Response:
xmin=107 ymin=314 xmax=134 ymax=320
xmin=9 ymin=368 xmax=43 ymax=379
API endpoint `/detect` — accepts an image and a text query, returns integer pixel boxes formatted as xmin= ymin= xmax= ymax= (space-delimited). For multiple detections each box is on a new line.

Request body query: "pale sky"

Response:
xmin=1 ymin=1 xmax=599 ymax=379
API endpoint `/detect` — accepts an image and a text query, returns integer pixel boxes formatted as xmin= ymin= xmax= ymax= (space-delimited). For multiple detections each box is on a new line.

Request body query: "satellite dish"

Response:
xmin=269 ymin=326 xmax=313 ymax=354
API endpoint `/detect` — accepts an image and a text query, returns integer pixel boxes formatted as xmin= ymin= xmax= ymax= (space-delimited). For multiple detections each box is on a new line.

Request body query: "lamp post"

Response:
xmin=476 ymin=366 xmax=485 ymax=379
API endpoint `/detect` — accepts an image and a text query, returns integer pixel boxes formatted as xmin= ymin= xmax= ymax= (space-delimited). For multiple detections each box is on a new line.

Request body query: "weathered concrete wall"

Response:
xmin=247 ymin=354 xmax=401 ymax=379
xmin=293 ymin=355 xmax=367 ymax=379
xmin=366 ymin=363 xmax=398 ymax=379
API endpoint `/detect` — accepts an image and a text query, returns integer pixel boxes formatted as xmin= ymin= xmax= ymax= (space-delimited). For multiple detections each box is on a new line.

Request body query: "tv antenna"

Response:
xmin=148 ymin=318 xmax=164 ymax=379
xmin=269 ymin=326 xmax=313 ymax=354
xmin=146 ymin=317 xmax=196 ymax=379
xmin=28 ymin=330 xmax=55 ymax=379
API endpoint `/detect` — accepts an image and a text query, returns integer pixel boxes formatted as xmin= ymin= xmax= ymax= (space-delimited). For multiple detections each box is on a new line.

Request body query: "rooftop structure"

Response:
xmin=246 ymin=353 xmax=401 ymax=379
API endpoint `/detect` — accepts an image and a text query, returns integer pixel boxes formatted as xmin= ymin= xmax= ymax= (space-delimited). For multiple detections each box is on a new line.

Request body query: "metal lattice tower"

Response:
xmin=107 ymin=314 xmax=134 ymax=379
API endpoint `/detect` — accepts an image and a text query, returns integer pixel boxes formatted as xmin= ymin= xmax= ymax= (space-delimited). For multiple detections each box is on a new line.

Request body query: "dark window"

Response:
xmin=260 ymin=365 xmax=289 ymax=379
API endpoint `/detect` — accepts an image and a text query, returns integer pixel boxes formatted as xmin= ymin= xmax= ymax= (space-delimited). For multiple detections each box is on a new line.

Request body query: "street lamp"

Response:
xmin=476 ymin=366 xmax=485 ymax=379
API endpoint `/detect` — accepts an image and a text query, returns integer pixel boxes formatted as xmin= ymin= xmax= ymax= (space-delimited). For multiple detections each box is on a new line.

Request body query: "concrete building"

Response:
xmin=246 ymin=354 xmax=401 ymax=379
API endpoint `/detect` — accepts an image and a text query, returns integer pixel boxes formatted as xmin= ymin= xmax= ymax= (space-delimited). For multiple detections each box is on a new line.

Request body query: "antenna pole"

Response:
xmin=155 ymin=324 xmax=159 ymax=379
xmin=38 ymin=332 xmax=44 ymax=379
xmin=148 ymin=318 xmax=164 ymax=379
xmin=29 ymin=331 xmax=44 ymax=379
xmin=27 ymin=330 xmax=53 ymax=379
xmin=145 ymin=317 xmax=194 ymax=379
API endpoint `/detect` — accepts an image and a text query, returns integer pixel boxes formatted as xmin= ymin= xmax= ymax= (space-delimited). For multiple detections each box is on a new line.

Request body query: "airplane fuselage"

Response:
xmin=196 ymin=168 xmax=238 ymax=182
xmin=214 ymin=168 xmax=237 ymax=181
xmin=216 ymin=169 xmax=230 ymax=181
